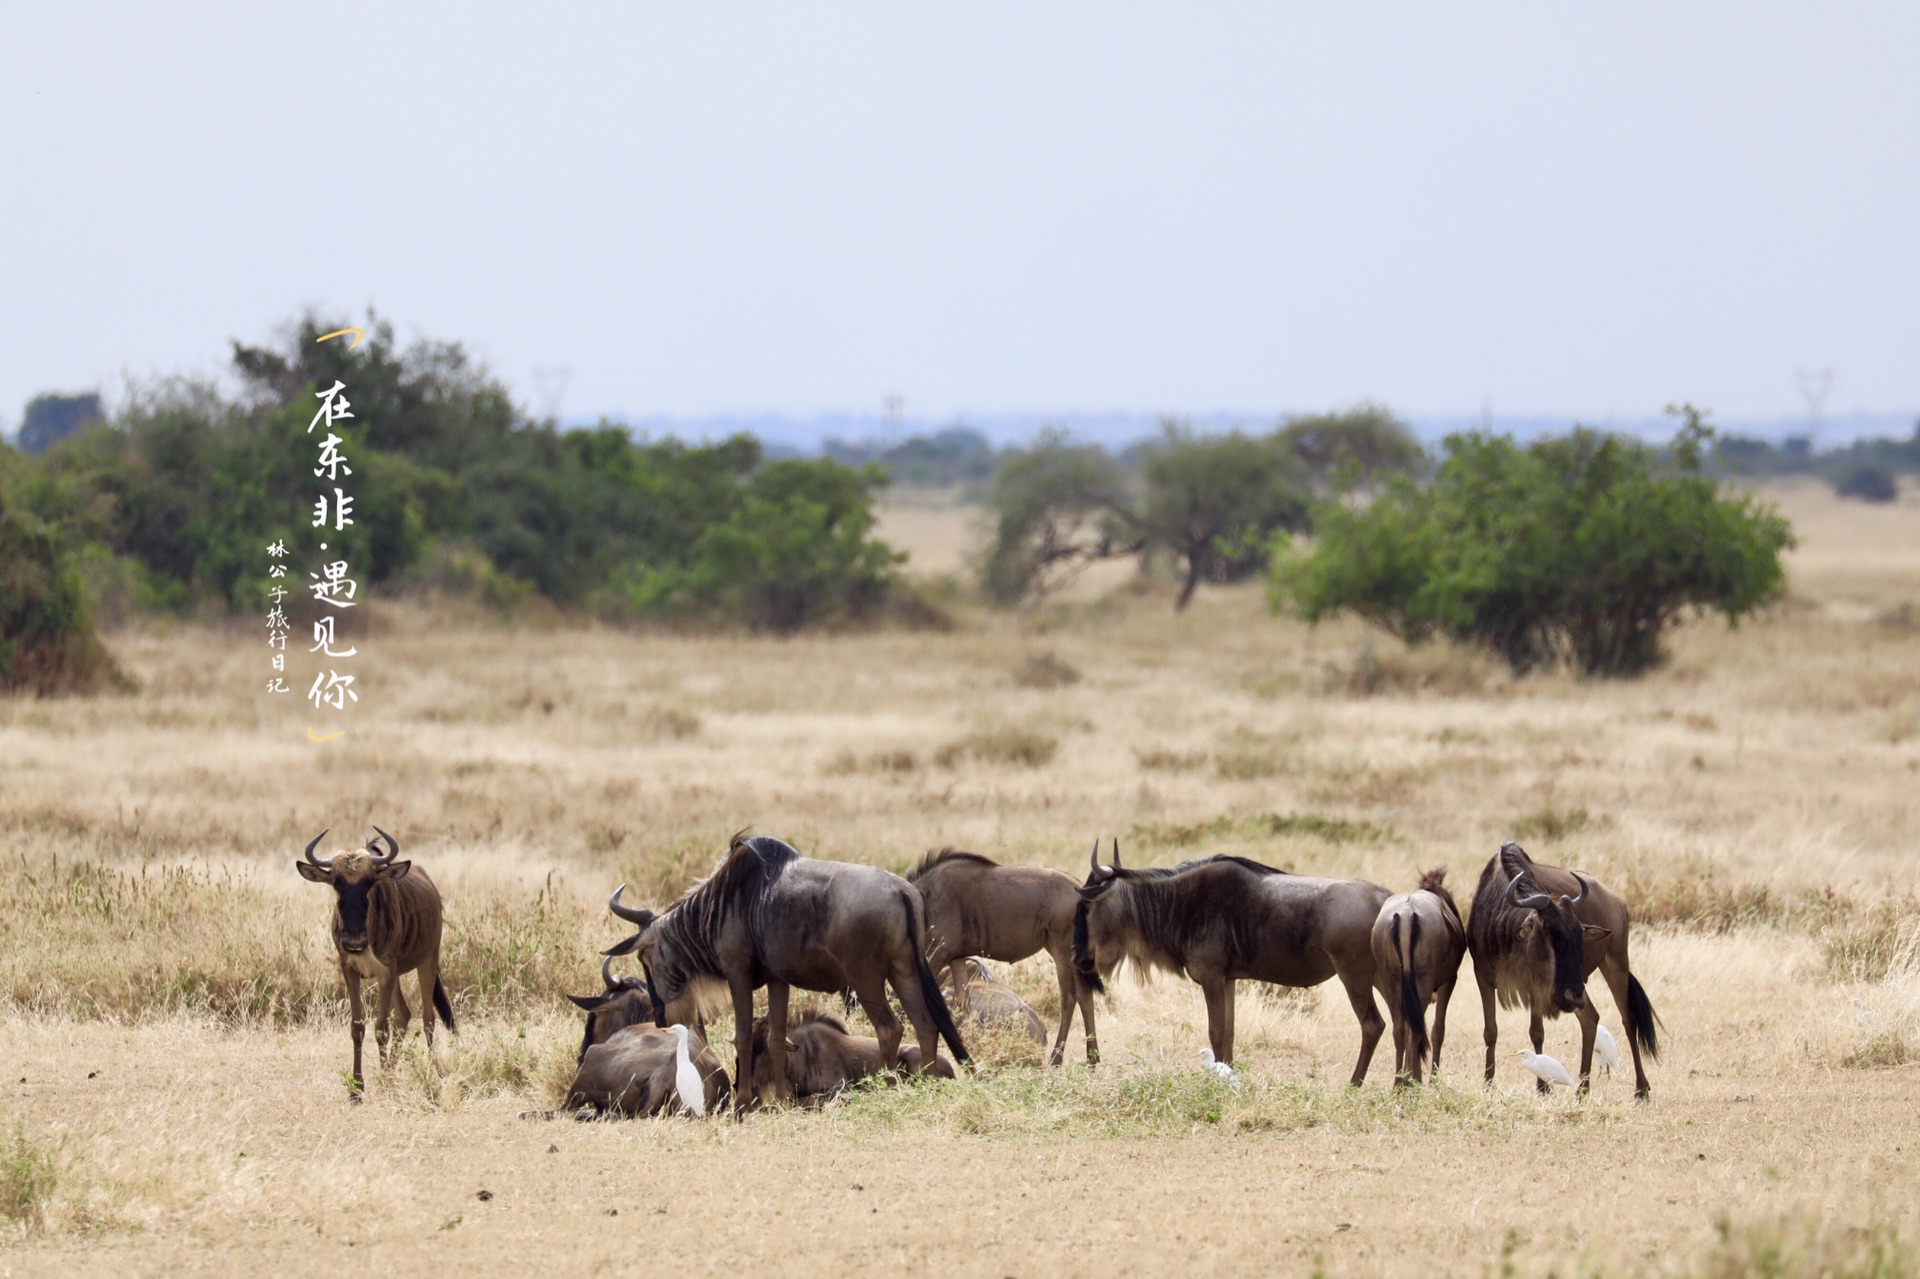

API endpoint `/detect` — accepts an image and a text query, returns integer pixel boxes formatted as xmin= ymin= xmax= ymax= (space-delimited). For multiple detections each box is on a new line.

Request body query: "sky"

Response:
xmin=2 ymin=5 xmax=1915 ymax=440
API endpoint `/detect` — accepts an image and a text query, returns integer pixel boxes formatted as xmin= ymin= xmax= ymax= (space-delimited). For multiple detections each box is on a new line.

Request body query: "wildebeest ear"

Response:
xmin=602 ymin=933 xmax=644 ymax=957
xmin=377 ymin=859 xmax=413 ymax=882
xmin=1581 ymin=924 xmax=1612 ymax=942
xmin=1516 ymin=914 xmax=1539 ymax=940
xmin=567 ymin=993 xmax=610 ymax=1011
xmin=295 ymin=861 xmax=331 ymax=883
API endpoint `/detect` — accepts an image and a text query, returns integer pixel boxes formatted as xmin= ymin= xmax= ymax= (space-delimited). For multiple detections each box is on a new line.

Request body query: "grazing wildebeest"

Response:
xmin=1072 ymin=843 xmax=1392 ymax=1083
xmin=565 ymin=956 xmax=656 ymax=1066
xmin=603 ymin=832 xmax=969 ymax=1117
xmin=1467 ymin=841 xmax=1662 ymax=1098
xmin=947 ymin=958 xmax=1048 ymax=1048
xmin=566 ymin=1023 xmax=729 ymax=1117
xmin=294 ymin=827 xmax=454 ymax=1094
xmin=908 ymin=848 xmax=1099 ymax=1065
xmin=1370 ymin=868 xmax=1468 ymax=1085
xmin=748 ymin=1010 xmax=956 ymax=1106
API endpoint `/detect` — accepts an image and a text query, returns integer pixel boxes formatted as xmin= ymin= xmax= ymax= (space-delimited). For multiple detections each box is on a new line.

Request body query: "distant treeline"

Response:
xmin=1710 ymin=427 xmax=1920 ymax=503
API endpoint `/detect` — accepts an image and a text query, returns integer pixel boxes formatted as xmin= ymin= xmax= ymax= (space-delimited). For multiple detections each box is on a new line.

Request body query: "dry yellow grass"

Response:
xmin=3 ymin=482 xmax=1920 ymax=1276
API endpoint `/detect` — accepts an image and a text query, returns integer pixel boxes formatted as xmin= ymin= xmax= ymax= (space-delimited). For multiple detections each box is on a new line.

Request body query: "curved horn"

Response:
xmin=369 ymin=826 xmax=399 ymax=863
xmin=1567 ymin=871 xmax=1591 ymax=908
xmin=601 ymin=954 xmax=617 ymax=990
xmin=1507 ymin=874 xmax=1552 ymax=912
xmin=607 ymin=883 xmax=652 ymax=925
xmin=303 ymin=829 xmax=333 ymax=871
xmin=1090 ymin=840 xmax=1102 ymax=875
xmin=1110 ymin=837 xmax=1122 ymax=871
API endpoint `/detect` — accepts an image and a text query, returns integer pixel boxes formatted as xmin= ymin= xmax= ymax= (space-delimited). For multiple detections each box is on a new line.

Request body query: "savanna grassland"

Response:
xmin=4 ymin=479 xmax=1920 ymax=1278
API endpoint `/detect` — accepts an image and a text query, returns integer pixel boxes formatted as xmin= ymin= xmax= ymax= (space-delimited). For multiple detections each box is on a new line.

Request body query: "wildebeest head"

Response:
xmin=1503 ymin=844 xmax=1609 ymax=1014
xmin=567 ymin=955 xmax=657 ymax=1065
xmin=600 ymin=883 xmax=692 ymax=1025
xmin=294 ymin=827 xmax=411 ymax=954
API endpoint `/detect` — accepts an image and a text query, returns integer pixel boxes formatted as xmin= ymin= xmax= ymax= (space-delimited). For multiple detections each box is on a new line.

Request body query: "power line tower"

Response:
xmin=882 ymin=393 xmax=905 ymax=450
xmin=1796 ymin=368 xmax=1834 ymax=452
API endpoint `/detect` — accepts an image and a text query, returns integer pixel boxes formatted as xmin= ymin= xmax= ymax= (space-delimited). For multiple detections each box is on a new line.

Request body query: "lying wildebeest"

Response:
xmin=1370 ymin=868 xmax=1468 ymax=1085
xmin=908 ymin=848 xmax=1099 ymax=1065
xmin=294 ymin=827 xmax=455 ymax=1094
xmin=604 ymin=832 xmax=969 ymax=1117
xmin=748 ymin=1010 xmax=956 ymax=1106
xmin=1073 ymin=843 xmax=1392 ymax=1083
xmin=567 ymin=1023 xmax=729 ymax=1117
xmin=566 ymin=956 xmax=657 ymax=1066
xmin=1467 ymin=841 xmax=1662 ymax=1098
xmin=947 ymin=958 xmax=1047 ymax=1047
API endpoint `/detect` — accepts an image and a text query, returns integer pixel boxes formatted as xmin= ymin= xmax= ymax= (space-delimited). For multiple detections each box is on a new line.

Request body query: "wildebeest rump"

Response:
xmin=566 ymin=956 xmax=657 ymax=1067
xmin=604 ymin=832 xmax=969 ymax=1117
xmin=747 ymin=1009 xmax=955 ymax=1106
xmin=908 ymin=848 xmax=1098 ymax=1064
xmin=567 ymin=1023 xmax=729 ymax=1117
xmin=1072 ymin=843 xmax=1392 ymax=1084
xmin=1370 ymin=868 xmax=1468 ymax=1085
xmin=1467 ymin=841 xmax=1662 ymax=1098
xmin=294 ymin=827 xmax=455 ymax=1094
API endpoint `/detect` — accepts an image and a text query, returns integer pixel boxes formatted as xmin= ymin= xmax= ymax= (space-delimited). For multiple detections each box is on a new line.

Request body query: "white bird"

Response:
xmin=1594 ymin=1025 xmax=1619 ymax=1075
xmin=1200 ymin=1047 xmax=1235 ymax=1080
xmin=668 ymin=1024 xmax=707 ymax=1117
xmin=1510 ymin=1048 xmax=1575 ymax=1089
xmin=1852 ymin=998 xmax=1877 ymax=1025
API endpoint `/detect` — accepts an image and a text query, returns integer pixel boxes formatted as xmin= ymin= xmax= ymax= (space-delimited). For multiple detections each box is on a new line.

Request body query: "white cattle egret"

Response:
xmin=1510 ymin=1049 xmax=1575 ymax=1088
xmin=1200 ymin=1047 xmax=1235 ymax=1079
xmin=669 ymin=1024 xmax=706 ymax=1117
xmin=1594 ymin=1026 xmax=1619 ymax=1075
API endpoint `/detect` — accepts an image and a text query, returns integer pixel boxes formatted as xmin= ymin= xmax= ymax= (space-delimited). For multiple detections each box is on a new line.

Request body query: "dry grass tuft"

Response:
xmin=1 ymin=1124 xmax=60 ymax=1234
xmin=1695 ymin=1213 xmax=1920 ymax=1279
xmin=1134 ymin=745 xmax=1210 ymax=772
xmin=1011 ymin=651 xmax=1081 ymax=689
xmin=1321 ymin=638 xmax=1495 ymax=698
xmin=934 ymin=726 xmax=1058 ymax=769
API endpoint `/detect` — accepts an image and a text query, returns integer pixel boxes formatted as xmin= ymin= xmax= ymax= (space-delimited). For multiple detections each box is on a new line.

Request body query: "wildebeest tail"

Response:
xmin=903 ymin=894 xmax=970 ymax=1067
xmin=432 ymin=975 xmax=457 ymax=1033
xmin=1395 ymin=913 xmax=1428 ymax=1065
xmin=1626 ymin=972 xmax=1661 ymax=1061
xmin=1071 ymin=900 xmax=1105 ymax=994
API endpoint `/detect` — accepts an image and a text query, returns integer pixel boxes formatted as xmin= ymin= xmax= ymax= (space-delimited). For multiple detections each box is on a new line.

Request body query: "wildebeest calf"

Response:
xmin=1370 ymin=868 xmax=1467 ymax=1085
xmin=566 ymin=956 xmax=658 ymax=1066
xmin=946 ymin=958 xmax=1047 ymax=1048
xmin=567 ymin=1024 xmax=729 ymax=1117
xmin=748 ymin=1010 xmax=955 ymax=1106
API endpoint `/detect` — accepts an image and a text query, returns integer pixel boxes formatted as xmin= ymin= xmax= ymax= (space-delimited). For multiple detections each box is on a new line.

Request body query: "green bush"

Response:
xmin=979 ymin=429 xmax=1131 ymax=605
xmin=1130 ymin=423 xmax=1310 ymax=610
xmin=1272 ymin=407 xmax=1796 ymax=677
xmin=0 ymin=460 xmax=120 ymax=695
xmin=1834 ymin=459 xmax=1899 ymax=504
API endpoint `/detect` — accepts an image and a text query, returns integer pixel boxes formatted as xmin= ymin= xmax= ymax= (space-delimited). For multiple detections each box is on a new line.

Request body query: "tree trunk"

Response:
xmin=1175 ymin=554 xmax=1204 ymax=611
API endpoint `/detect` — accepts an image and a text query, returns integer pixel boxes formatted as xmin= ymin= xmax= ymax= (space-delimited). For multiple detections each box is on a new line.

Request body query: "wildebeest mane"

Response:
xmin=907 ymin=847 xmax=998 ymax=883
xmin=1086 ymin=859 xmax=1287 ymax=983
xmin=650 ymin=833 xmax=801 ymax=993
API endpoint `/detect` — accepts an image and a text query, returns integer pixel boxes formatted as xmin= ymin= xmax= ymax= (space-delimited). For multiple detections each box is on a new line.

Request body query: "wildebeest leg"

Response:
xmin=730 ymin=977 xmax=756 ymax=1120
xmin=1078 ymin=970 xmax=1101 ymax=1067
xmin=1528 ymin=1010 xmax=1548 ymax=1094
xmin=766 ymin=980 xmax=792 ymax=1103
xmin=1338 ymin=969 xmax=1385 ymax=1087
xmin=889 ymin=959 xmax=940 ymax=1076
xmin=1200 ymin=977 xmax=1233 ymax=1064
xmin=393 ymin=982 xmax=413 ymax=1045
xmin=1431 ymin=974 xmax=1457 ymax=1078
xmin=1389 ymin=1003 xmax=1410 ymax=1086
xmin=853 ymin=975 xmax=905 ymax=1073
xmin=1477 ymin=966 xmax=1499 ymax=1087
xmin=343 ymin=964 xmax=366 ymax=1098
xmin=374 ymin=972 xmax=398 ymax=1066
xmin=1046 ymin=946 xmax=1076 ymax=1067
xmin=414 ymin=957 xmax=439 ymax=1054
xmin=1574 ymin=998 xmax=1599 ymax=1097
xmin=1600 ymin=962 xmax=1653 ymax=1100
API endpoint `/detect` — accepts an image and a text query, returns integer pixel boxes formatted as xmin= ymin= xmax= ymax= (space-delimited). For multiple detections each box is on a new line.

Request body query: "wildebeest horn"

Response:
xmin=607 ymin=883 xmax=653 ymax=925
xmin=1507 ymin=874 xmax=1552 ymax=912
xmin=1567 ymin=871 xmax=1591 ymax=908
xmin=1090 ymin=840 xmax=1102 ymax=874
xmin=303 ymin=829 xmax=333 ymax=871
xmin=1110 ymin=838 xmax=1122 ymax=870
xmin=368 ymin=826 xmax=399 ymax=863
xmin=601 ymin=954 xmax=617 ymax=990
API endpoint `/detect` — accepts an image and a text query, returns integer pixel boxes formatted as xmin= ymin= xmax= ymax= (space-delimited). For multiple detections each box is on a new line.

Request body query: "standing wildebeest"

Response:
xmin=1467 ymin=841 xmax=1662 ymax=1098
xmin=1072 ymin=843 xmax=1392 ymax=1083
xmin=748 ymin=1010 xmax=956 ymax=1106
xmin=1370 ymin=868 xmax=1468 ymax=1085
xmin=294 ymin=827 xmax=454 ymax=1094
xmin=603 ymin=832 xmax=969 ymax=1117
xmin=908 ymin=848 xmax=1099 ymax=1065
xmin=566 ymin=956 xmax=657 ymax=1066
xmin=566 ymin=1023 xmax=729 ymax=1117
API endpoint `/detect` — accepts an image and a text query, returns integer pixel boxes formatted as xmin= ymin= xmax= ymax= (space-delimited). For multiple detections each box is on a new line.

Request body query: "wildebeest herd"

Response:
xmin=294 ymin=828 xmax=1663 ymax=1118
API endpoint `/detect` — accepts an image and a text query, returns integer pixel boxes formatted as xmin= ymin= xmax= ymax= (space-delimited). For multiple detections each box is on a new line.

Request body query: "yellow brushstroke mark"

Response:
xmin=307 ymin=726 xmax=347 ymax=743
xmin=315 ymin=328 xmax=366 ymax=350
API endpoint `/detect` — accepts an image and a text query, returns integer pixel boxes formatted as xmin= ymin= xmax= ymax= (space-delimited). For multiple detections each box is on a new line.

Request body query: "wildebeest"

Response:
xmin=1072 ymin=843 xmax=1392 ymax=1083
xmin=908 ymin=848 xmax=1100 ymax=1065
xmin=946 ymin=958 xmax=1048 ymax=1048
xmin=566 ymin=1023 xmax=729 ymax=1117
xmin=748 ymin=1010 xmax=956 ymax=1106
xmin=1370 ymin=868 xmax=1468 ymax=1085
xmin=294 ymin=827 xmax=455 ymax=1094
xmin=566 ymin=956 xmax=657 ymax=1066
xmin=603 ymin=832 xmax=969 ymax=1117
xmin=1467 ymin=841 xmax=1662 ymax=1098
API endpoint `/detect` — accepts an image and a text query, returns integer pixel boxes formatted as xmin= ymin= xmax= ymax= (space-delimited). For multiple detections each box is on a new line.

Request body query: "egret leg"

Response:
xmin=1529 ymin=1011 xmax=1548 ymax=1094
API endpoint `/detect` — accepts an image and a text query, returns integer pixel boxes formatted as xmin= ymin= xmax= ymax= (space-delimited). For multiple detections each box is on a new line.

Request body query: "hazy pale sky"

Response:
xmin=2 ymin=4 xmax=1915 ymax=430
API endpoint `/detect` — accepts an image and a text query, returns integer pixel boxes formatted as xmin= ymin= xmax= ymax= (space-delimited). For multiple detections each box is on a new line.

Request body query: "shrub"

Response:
xmin=979 ymin=429 xmax=1131 ymax=605
xmin=0 ymin=479 xmax=121 ymax=695
xmin=1834 ymin=459 xmax=1899 ymax=504
xmin=1272 ymin=407 xmax=1796 ymax=677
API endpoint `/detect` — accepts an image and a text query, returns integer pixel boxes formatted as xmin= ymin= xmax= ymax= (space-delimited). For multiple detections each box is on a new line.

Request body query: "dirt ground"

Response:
xmin=3 ymin=478 xmax=1919 ymax=1276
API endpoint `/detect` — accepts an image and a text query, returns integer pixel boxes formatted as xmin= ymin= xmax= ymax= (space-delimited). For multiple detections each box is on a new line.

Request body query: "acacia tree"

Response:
xmin=1132 ymin=423 xmax=1310 ymax=610
xmin=979 ymin=429 xmax=1132 ymax=604
xmin=1276 ymin=403 xmax=1426 ymax=494
xmin=1272 ymin=407 xmax=1795 ymax=676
